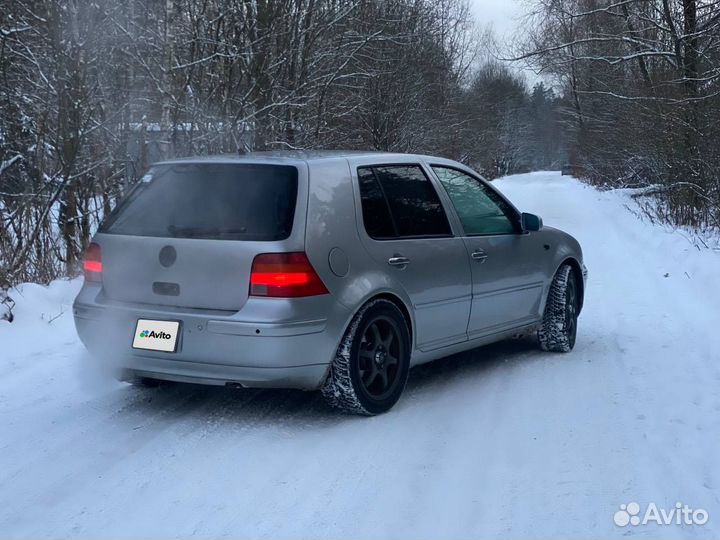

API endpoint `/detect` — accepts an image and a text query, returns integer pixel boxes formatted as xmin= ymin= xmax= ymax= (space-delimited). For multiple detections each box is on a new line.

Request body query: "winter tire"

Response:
xmin=321 ymin=299 xmax=411 ymax=415
xmin=538 ymin=264 xmax=578 ymax=352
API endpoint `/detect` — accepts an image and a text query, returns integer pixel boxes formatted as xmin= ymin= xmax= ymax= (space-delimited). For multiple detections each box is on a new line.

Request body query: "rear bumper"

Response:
xmin=73 ymin=285 xmax=350 ymax=390
xmin=119 ymin=358 xmax=329 ymax=389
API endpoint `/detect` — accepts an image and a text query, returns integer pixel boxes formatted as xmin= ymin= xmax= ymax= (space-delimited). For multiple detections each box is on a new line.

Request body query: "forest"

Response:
xmin=1 ymin=0 xmax=718 ymax=288
xmin=515 ymin=0 xmax=720 ymax=235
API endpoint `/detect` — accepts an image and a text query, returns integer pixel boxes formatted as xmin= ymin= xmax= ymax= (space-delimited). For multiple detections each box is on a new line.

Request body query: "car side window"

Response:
xmin=357 ymin=168 xmax=396 ymax=239
xmin=431 ymin=166 xmax=517 ymax=235
xmin=357 ymin=165 xmax=451 ymax=239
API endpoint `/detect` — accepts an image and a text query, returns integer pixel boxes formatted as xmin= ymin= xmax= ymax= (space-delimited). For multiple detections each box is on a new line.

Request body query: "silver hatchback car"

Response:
xmin=74 ymin=151 xmax=586 ymax=414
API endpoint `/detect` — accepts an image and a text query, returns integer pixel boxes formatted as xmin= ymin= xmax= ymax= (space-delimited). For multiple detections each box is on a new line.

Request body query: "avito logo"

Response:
xmin=614 ymin=502 xmax=709 ymax=527
xmin=138 ymin=329 xmax=173 ymax=339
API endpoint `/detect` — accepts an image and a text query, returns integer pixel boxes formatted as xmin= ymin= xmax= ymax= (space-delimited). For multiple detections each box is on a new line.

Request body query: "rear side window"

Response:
xmin=358 ymin=168 xmax=396 ymax=239
xmin=100 ymin=163 xmax=298 ymax=241
xmin=357 ymin=165 xmax=451 ymax=239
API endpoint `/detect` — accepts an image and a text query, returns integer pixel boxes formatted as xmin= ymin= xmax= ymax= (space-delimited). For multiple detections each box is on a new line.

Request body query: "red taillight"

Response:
xmin=250 ymin=252 xmax=329 ymax=298
xmin=83 ymin=242 xmax=102 ymax=282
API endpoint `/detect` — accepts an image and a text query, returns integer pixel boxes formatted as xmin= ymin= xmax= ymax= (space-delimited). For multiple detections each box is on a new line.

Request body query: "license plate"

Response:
xmin=132 ymin=319 xmax=180 ymax=352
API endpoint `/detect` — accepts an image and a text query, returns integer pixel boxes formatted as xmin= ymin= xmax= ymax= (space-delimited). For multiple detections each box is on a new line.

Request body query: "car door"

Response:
xmin=429 ymin=165 xmax=548 ymax=338
xmin=353 ymin=163 xmax=472 ymax=352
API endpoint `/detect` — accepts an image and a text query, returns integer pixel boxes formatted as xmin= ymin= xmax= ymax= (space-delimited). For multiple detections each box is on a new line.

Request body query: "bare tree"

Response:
xmin=513 ymin=0 xmax=720 ymax=230
xmin=0 ymin=0 xmax=563 ymax=294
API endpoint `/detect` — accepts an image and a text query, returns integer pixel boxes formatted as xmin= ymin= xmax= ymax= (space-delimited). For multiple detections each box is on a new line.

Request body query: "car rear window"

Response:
xmin=100 ymin=163 xmax=298 ymax=241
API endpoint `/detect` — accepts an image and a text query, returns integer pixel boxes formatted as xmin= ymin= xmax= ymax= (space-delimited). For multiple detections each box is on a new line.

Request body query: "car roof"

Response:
xmin=154 ymin=150 xmax=449 ymax=166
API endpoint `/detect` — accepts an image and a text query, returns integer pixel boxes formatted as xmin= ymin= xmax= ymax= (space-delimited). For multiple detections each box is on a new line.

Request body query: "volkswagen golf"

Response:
xmin=74 ymin=151 xmax=587 ymax=415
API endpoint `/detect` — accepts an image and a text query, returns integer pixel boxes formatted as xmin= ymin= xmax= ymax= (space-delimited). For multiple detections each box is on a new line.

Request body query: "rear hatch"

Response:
xmin=96 ymin=161 xmax=302 ymax=311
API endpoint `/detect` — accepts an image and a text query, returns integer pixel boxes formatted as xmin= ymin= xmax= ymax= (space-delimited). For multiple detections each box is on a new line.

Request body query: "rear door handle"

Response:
xmin=471 ymin=250 xmax=488 ymax=263
xmin=388 ymin=256 xmax=410 ymax=267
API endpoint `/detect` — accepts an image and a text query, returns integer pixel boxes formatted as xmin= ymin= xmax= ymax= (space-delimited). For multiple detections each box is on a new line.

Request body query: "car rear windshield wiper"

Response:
xmin=167 ymin=225 xmax=248 ymax=238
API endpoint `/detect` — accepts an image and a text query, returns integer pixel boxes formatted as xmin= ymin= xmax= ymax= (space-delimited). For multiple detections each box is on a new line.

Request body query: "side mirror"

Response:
xmin=521 ymin=212 xmax=543 ymax=232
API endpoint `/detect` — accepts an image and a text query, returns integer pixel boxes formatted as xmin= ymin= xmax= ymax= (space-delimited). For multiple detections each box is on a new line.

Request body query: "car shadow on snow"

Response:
xmin=116 ymin=335 xmax=547 ymax=427
xmin=406 ymin=335 xmax=544 ymax=394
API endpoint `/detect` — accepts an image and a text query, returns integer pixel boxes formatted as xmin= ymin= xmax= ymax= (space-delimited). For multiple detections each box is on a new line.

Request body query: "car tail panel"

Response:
xmin=93 ymin=161 xmax=308 ymax=312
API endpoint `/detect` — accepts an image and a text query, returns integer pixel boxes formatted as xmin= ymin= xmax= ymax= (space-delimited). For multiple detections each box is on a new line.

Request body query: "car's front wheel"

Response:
xmin=538 ymin=264 xmax=579 ymax=352
xmin=321 ymin=299 xmax=410 ymax=415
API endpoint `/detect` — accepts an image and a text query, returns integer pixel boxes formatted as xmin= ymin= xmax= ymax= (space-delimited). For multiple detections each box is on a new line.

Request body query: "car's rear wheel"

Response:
xmin=538 ymin=264 xmax=578 ymax=352
xmin=321 ymin=299 xmax=410 ymax=415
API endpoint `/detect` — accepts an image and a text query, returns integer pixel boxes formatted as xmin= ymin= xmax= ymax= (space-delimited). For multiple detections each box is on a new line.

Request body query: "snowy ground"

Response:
xmin=1 ymin=171 xmax=719 ymax=539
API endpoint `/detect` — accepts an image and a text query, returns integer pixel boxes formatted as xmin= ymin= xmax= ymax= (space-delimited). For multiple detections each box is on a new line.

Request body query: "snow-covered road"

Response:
xmin=1 ymin=172 xmax=719 ymax=539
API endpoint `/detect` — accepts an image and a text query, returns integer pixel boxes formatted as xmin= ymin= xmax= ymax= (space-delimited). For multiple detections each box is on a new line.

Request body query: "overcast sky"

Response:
xmin=469 ymin=0 xmax=525 ymax=41
xmin=468 ymin=0 xmax=544 ymax=85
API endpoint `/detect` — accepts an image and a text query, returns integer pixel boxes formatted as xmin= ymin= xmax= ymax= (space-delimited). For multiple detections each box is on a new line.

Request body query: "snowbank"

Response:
xmin=0 ymin=278 xmax=82 ymax=353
